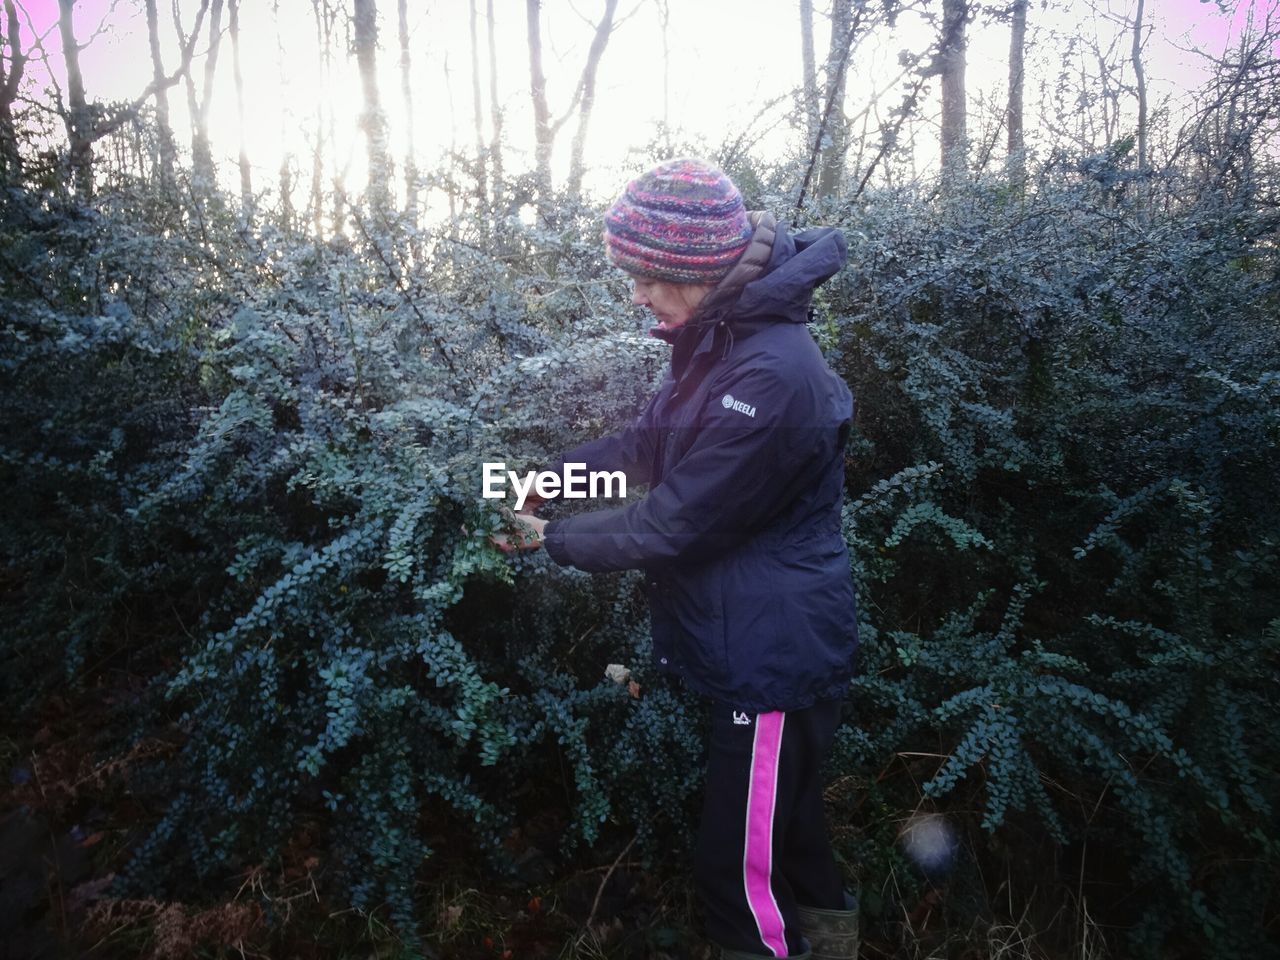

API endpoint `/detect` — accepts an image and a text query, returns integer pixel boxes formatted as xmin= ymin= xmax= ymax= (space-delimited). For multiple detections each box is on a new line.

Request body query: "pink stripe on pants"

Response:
xmin=742 ymin=711 xmax=787 ymax=956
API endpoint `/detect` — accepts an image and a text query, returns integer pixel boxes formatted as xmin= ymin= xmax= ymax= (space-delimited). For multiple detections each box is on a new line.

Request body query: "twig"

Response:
xmin=582 ymin=835 xmax=636 ymax=934
xmin=350 ymin=208 xmax=470 ymax=388
xmin=794 ymin=4 xmax=864 ymax=211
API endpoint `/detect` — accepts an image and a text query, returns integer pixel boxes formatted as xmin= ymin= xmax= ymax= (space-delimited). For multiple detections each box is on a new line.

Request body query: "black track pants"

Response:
xmin=693 ymin=697 xmax=847 ymax=957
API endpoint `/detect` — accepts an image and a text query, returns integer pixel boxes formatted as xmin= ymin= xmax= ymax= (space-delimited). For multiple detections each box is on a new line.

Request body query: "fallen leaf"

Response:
xmin=628 ymin=680 xmax=641 ymax=699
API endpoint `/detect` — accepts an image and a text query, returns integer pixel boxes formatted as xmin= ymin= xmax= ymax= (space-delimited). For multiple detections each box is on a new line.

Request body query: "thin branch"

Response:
xmin=581 ymin=836 xmax=636 ymax=935
xmin=74 ymin=0 xmax=122 ymax=52
xmin=90 ymin=0 xmax=210 ymax=141
xmin=351 ymin=207 xmax=471 ymax=389
xmin=794 ymin=3 xmax=860 ymax=210
xmin=854 ymin=71 xmax=929 ymax=199
xmin=14 ymin=2 xmax=64 ymax=119
xmin=548 ymin=0 xmax=621 ymax=137
xmin=2 ymin=0 xmax=28 ymax=102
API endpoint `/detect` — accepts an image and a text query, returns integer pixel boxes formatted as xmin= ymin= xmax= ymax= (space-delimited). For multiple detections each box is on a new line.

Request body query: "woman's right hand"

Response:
xmin=489 ymin=506 xmax=547 ymax=553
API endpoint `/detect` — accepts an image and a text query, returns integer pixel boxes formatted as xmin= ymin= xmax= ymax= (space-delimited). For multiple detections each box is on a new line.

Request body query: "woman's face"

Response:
xmin=629 ymin=275 xmax=714 ymax=333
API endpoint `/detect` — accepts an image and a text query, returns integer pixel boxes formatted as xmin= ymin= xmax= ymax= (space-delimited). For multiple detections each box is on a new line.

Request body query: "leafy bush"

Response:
xmin=2 ymin=152 xmax=1277 ymax=957
xmin=821 ymin=171 xmax=1279 ymax=956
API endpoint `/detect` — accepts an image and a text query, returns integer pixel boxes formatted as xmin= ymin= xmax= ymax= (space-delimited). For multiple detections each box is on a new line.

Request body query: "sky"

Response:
xmin=11 ymin=0 xmax=1277 ymax=209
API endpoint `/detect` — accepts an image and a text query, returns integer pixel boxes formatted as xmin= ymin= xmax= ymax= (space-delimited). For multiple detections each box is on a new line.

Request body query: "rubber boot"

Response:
xmin=795 ymin=890 xmax=859 ymax=960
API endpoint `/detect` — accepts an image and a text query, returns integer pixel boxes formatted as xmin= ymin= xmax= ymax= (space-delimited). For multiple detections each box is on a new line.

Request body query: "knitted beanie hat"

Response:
xmin=603 ymin=158 xmax=753 ymax=285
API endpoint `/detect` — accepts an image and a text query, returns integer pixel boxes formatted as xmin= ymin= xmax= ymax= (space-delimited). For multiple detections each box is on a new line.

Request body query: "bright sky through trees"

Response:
xmin=17 ymin=0 xmax=1274 ymax=208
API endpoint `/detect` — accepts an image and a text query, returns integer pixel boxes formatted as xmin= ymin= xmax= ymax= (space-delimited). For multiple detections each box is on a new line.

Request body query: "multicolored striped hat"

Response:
xmin=603 ymin=158 xmax=753 ymax=285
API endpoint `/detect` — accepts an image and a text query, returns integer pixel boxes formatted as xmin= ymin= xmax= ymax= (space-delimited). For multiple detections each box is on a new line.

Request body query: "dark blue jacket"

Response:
xmin=543 ymin=215 xmax=858 ymax=711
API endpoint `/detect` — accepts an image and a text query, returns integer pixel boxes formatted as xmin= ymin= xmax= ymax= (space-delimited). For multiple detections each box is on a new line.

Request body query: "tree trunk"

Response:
xmin=354 ymin=0 xmax=392 ymax=217
xmin=799 ymin=0 xmax=818 ymax=150
xmin=191 ymin=0 xmax=224 ymax=193
xmin=57 ymin=0 xmax=94 ymax=197
xmin=565 ymin=0 xmax=618 ymax=198
xmin=1 ymin=0 xmax=26 ymax=175
xmin=309 ymin=0 xmax=325 ymax=236
xmin=398 ymin=0 xmax=418 ymax=218
xmin=314 ymin=0 xmax=341 ymax=232
xmin=279 ymin=155 xmax=293 ymax=232
xmin=486 ymin=0 xmax=503 ymax=196
xmin=1131 ymin=0 xmax=1147 ymax=169
xmin=468 ymin=0 xmax=486 ymax=205
xmin=1006 ymin=0 xmax=1026 ymax=188
xmin=143 ymin=0 xmax=176 ymax=186
xmin=229 ymin=0 xmax=252 ymax=217
xmin=657 ymin=0 xmax=670 ymax=153
xmin=142 ymin=0 xmax=175 ymax=186
xmin=816 ymin=0 xmax=854 ymax=199
xmin=526 ymin=0 xmax=553 ymax=206
xmin=182 ymin=10 xmax=199 ymax=168
xmin=939 ymin=0 xmax=968 ymax=189
xmin=525 ymin=0 xmax=621 ymax=215
xmin=57 ymin=0 xmax=208 ymax=198
xmin=272 ymin=0 xmax=293 ymax=230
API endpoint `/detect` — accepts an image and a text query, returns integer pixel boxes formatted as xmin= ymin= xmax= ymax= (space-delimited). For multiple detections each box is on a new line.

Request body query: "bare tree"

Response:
xmin=1 ymin=0 xmax=26 ymax=174
xmin=142 ymin=0 xmax=177 ymax=185
xmin=56 ymin=0 xmax=92 ymax=196
xmin=525 ymin=0 xmax=620 ymax=212
xmin=1007 ymin=0 xmax=1027 ymax=187
xmin=797 ymin=0 xmax=879 ymax=205
xmin=275 ymin=0 xmax=293 ymax=232
xmin=1130 ymin=0 xmax=1147 ymax=169
xmin=565 ymin=0 xmax=619 ymax=198
xmin=799 ymin=0 xmax=819 ymax=148
xmin=57 ymin=0 xmax=207 ymax=198
xmin=939 ymin=0 xmax=968 ymax=186
xmin=309 ymin=0 xmax=326 ymax=236
xmin=526 ymin=0 xmax=553 ymax=203
xmin=816 ymin=0 xmax=857 ymax=198
xmin=308 ymin=0 xmax=343 ymax=234
xmin=354 ymin=0 xmax=392 ymax=216
xmin=398 ymin=0 xmax=418 ymax=218
xmin=1169 ymin=7 xmax=1280 ymax=202
xmin=486 ymin=0 xmax=504 ymax=195
xmin=468 ymin=0 xmax=486 ymax=205
xmin=191 ymin=0 xmax=224 ymax=192
xmin=228 ymin=0 xmax=252 ymax=217
xmin=657 ymin=0 xmax=671 ymax=153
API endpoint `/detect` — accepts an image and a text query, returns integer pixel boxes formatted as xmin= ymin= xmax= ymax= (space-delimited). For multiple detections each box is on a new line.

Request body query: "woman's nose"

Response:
xmin=631 ymin=287 xmax=647 ymax=306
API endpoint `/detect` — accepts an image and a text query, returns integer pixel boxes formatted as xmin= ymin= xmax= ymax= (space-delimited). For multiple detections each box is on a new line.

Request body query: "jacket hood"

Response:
xmin=658 ymin=215 xmax=847 ymax=383
xmin=731 ymin=222 xmax=848 ymax=325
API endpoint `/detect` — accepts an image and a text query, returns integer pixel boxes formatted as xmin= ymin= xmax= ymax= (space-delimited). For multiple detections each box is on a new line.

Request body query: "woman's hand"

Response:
xmin=489 ymin=506 xmax=548 ymax=553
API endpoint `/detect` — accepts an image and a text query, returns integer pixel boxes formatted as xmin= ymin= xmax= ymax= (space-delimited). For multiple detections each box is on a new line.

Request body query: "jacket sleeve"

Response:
xmin=542 ymin=365 xmax=831 ymax=573
xmin=544 ymin=388 xmax=662 ymax=492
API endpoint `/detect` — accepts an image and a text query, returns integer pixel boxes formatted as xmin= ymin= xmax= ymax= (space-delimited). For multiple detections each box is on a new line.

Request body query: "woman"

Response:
xmin=497 ymin=158 xmax=859 ymax=960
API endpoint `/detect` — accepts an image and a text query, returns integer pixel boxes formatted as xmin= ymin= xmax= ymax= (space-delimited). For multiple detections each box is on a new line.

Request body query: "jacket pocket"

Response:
xmin=660 ymin=567 xmax=728 ymax=682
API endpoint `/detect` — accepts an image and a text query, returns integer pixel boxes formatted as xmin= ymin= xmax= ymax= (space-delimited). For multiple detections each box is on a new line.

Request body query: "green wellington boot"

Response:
xmin=795 ymin=890 xmax=860 ymax=960
xmin=717 ymin=948 xmax=811 ymax=960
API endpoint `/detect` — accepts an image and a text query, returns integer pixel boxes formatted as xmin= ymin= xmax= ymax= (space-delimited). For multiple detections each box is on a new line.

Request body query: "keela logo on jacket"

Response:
xmin=721 ymin=394 xmax=756 ymax=418
xmin=732 ymin=710 xmax=752 ymax=726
